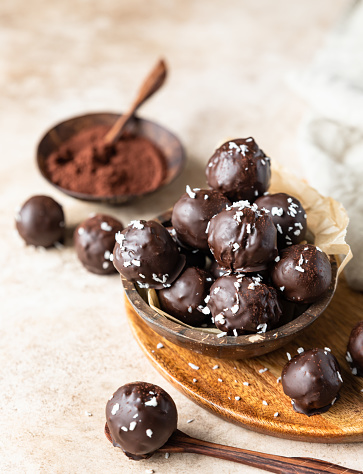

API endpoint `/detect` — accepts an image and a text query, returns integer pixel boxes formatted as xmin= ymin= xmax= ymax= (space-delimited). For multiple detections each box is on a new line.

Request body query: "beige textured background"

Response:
xmin=1 ymin=0 xmax=362 ymax=472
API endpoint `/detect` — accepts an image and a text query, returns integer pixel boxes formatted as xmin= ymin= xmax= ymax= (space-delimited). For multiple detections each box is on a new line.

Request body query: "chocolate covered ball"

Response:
xmin=347 ymin=320 xmax=363 ymax=376
xmin=113 ymin=220 xmax=185 ymax=289
xmin=282 ymin=348 xmax=343 ymax=416
xmin=158 ymin=267 xmax=214 ymax=326
xmin=207 ymin=201 xmax=278 ymax=272
xmin=206 ymin=138 xmax=271 ymax=202
xmin=106 ymin=382 xmax=177 ymax=459
xmin=166 ymin=226 xmax=206 ymax=269
xmin=15 ymin=195 xmax=65 ymax=248
xmin=207 ymin=274 xmax=282 ymax=335
xmin=74 ymin=214 xmax=123 ymax=275
xmin=271 ymin=244 xmax=332 ymax=304
xmin=171 ymin=187 xmax=230 ymax=252
xmin=255 ymin=192 xmax=307 ymax=249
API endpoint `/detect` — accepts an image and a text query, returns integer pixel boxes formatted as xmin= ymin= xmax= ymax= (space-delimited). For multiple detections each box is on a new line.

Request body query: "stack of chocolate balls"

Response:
xmin=113 ymin=137 xmax=333 ymax=335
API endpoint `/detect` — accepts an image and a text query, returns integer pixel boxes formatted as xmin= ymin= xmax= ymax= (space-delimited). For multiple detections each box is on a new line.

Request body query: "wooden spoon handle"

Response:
xmin=160 ymin=430 xmax=361 ymax=474
xmin=104 ymin=59 xmax=167 ymax=144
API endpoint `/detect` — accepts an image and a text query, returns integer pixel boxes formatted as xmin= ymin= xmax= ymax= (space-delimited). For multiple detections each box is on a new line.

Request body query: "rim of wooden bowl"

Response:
xmin=122 ymin=209 xmax=338 ymax=359
xmin=36 ymin=112 xmax=186 ymax=204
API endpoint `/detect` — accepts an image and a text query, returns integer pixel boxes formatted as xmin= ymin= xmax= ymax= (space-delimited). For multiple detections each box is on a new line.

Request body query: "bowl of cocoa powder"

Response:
xmin=36 ymin=112 xmax=186 ymax=204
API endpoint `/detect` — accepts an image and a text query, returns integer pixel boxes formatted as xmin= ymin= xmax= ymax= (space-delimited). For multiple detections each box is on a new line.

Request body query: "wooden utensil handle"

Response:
xmin=104 ymin=58 xmax=167 ymax=144
xmin=162 ymin=431 xmax=361 ymax=474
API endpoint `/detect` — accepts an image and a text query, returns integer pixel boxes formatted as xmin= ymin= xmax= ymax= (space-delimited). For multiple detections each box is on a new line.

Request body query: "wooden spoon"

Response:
xmin=104 ymin=423 xmax=361 ymax=474
xmin=103 ymin=58 xmax=167 ymax=145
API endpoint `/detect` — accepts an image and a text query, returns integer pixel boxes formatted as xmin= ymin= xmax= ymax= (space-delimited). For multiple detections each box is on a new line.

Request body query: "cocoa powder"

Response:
xmin=46 ymin=125 xmax=166 ymax=196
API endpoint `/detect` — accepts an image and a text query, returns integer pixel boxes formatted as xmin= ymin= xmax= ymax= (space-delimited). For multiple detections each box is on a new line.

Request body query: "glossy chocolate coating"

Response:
xmin=207 ymin=274 xmax=282 ymax=335
xmin=166 ymin=226 xmax=206 ymax=269
xmin=206 ymin=138 xmax=271 ymax=202
xmin=271 ymin=244 xmax=332 ymax=304
xmin=282 ymin=348 xmax=343 ymax=416
xmin=74 ymin=214 xmax=123 ymax=275
xmin=158 ymin=267 xmax=214 ymax=326
xmin=255 ymin=192 xmax=307 ymax=249
xmin=15 ymin=195 xmax=65 ymax=248
xmin=106 ymin=382 xmax=177 ymax=458
xmin=171 ymin=187 xmax=230 ymax=252
xmin=113 ymin=220 xmax=185 ymax=289
xmin=347 ymin=320 xmax=363 ymax=376
xmin=207 ymin=202 xmax=278 ymax=272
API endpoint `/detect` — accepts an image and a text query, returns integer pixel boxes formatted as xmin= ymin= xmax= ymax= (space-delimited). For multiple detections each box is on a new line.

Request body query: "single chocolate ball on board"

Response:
xmin=15 ymin=195 xmax=65 ymax=248
xmin=347 ymin=320 xmax=363 ymax=376
xmin=205 ymin=138 xmax=271 ymax=202
xmin=207 ymin=201 xmax=278 ymax=273
xmin=74 ymin=214 xmax=123 ymax=275
xmin=106 ymin=382 xmax=178 ymax=459
xmin=282 ymin=348 xmax=343 ymax=416
xmin=171 ymin=187 xmax=230 ymax=252
xmin=113 ymin=220 xmax=185 ymax=289
xmin=255 ymin=192 xmax=307 ymax=249
xmin=271 ymin=244 xmax=332 ymax=304
xmin=207 ymin=274 xmax=282 ymax=336
xmin=158 ymin=266 xmax=214 ymax=326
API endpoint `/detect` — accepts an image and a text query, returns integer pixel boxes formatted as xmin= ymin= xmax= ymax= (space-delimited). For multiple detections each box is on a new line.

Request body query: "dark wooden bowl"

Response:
xmin=36 ymin=112 xmax=186 ymax=204
xmin=122 ymin=209 xmax=338 ymax=360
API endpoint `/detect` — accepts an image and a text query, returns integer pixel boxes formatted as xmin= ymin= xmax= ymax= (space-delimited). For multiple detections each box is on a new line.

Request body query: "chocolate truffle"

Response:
xmin=15 ymin=195 xmax=65 ymax=248
xmin=106 ymin=382 xmax=177 ymax=459
xmin=171 ymin=187 xmax=230 ymax=252
xmin=113 ymin=220 xmax=185 ymax=289
xmin=255 ymin=192 xmax=307 ymax=249
xmin=347 ymin=320 xmax=363 ymax=376
xmin=158 ymin=267 xmax=214 ymax=326
xmin=282 ymin=348 xmax=343 ymax=416
xmin=74 ymin=214 xmax=123 ymax=275
xmin=207 ymin=201 xmax=278 ymax=272
xmin=207 ymin=274 xmax=282 ymax=335
xmin=271 ymin=244 xmax=332 ymax=304
xmin=206 ymin=138 xmax=271 ymax=202
xmin=166 ymin=226 xmax=206 ymax=269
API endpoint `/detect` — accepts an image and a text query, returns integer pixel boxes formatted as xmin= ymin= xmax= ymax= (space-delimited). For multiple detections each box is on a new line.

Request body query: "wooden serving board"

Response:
xmin=126 ymin=276 xmax=363 ymax=443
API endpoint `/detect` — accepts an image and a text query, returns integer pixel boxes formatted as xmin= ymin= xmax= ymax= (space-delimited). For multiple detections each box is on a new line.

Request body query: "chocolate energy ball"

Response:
xmin=166 ymin=226 xmax=206 ymax=269
xmin=347 ymin=320 xmax=363 ymax=376
xmin=106 ymin=382 xmax=177 ymax=459
xmin=255 ymin=192 xmax=307 ymax=249
xmin=113 ymin=220 xmax=185 ymax=289
xmin=207 ymin=274 xmax=282 ymax=336
xmin=158 ymin=267 xmax=214 ymax=326
xmin=271 ymin=244 xmax=332 ymax=304
xmin=205 ymin=138 xmax=271 ymax=202
xmin=207 ymin=201 xmax=278 ymax=273
xmin=171 ymin=187 xmax=230 ymax=252
xmin=282 ymin=348 xmax=343 ymax=416
xmin=15 ymin=195 xmax=65 ymax=248
xmin=74 ymin=214 xmax=123 ymax=275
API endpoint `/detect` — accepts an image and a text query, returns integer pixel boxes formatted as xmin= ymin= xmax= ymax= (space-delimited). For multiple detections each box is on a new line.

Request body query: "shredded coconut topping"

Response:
xmin=145 ymin=397 xmax=158 ymax=407
xmin=146 ymin=429 xmax=153 ymax=438
xmin=101 ymin=222 xmax=112 ymax=231
xmin=111 ymin=403 xmax=120 ymax=415
xmin=130 ymin=220 xmax=144 ymax=230
xmin=188 ymin=363 xmax=199 ymax=370
xmin=186 ymin=185 xmax=196 ymax=199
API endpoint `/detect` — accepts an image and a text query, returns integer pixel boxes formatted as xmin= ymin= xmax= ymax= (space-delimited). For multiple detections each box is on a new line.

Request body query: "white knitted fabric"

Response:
xmin=290 ymin=0 xmax=363 ymax=291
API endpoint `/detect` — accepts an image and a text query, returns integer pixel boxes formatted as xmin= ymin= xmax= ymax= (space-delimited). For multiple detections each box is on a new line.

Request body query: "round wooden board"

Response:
xmin=125 ymin=276 xmax=363 ymax=443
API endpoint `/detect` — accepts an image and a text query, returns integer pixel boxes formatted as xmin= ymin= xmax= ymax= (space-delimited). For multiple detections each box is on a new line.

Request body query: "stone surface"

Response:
xmin=1 ymin=0 xmax=362 ymax=472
